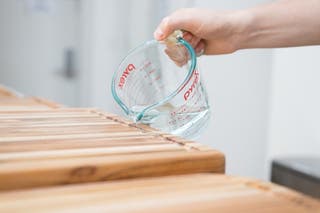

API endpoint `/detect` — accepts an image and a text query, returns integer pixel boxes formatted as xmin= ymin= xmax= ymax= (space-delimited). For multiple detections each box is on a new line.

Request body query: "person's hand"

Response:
xmin=154 ymin=8 xmax=250 ymax=55
xmin=155 ymin=2 xmax=320 ymax=54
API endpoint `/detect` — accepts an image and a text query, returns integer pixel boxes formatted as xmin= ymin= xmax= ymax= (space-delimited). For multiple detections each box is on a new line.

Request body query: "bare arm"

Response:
xmin=154 ymin=0 xmax=320 ymax=55
xmin=242 ymin=0 xmax=320 ymax=49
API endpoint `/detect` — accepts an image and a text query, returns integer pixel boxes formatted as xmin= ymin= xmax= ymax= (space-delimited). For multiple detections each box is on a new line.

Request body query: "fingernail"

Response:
xmin=154 ymin=29 xmax=164 ymax=40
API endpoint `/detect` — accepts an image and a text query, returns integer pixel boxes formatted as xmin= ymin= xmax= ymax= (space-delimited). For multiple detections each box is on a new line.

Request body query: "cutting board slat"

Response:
xmin=0 ymin=174 xmax=318 ymax=213
xmin=0 ymin=138 xmax=169 ymax=152
xmin=0 ymin=151 xmax=223 ymax=190
xmin=0 ymin=143 xmax=185 ymax=162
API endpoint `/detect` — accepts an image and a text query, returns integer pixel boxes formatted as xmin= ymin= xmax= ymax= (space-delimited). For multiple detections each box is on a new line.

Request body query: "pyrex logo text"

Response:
xmin=184 ymin=70 xmax=199 ymax=101
xmin=118 ymin=64 xmax=135 ymax=88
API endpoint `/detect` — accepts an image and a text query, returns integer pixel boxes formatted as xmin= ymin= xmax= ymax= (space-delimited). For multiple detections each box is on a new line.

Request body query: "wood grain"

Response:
xmin=0 ymin=174 xmax=318 ymax=213
xmin=0 ymin=90 xmax=317 ymax=213
xmin=0 ymin=151 xmax=224 ymax=190
xmin=0 ymin=97 xmax=61 ymax=110
xmin=0 ymin=108 xmax=225 ymax=190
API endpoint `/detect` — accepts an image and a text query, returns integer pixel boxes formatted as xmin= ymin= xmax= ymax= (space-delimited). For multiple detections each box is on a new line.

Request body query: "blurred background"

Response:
xmin=0 ymin=0 xmax=319 ymax=180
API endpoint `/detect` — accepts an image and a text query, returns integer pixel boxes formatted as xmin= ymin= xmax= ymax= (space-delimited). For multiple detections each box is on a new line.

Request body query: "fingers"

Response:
xmin=195 ymin=40 xmax=206 ymax=56
xmin=164 ymin=39 xmax=205 ymax=67
xmin=164 ymin=46 xmax=188 ymax=67
xmin=183 ymin=32 xmax=201 ymax=47
xmin=154 ymin=17 xmax=169 ymax=40
xmin=154 ymin=8 xmax=197 ymax=40
xmin=154 ymin=8 xmax=206 ymax=58
xmin=183 ymin=32 xmax=205 ymax=56
xmin=164 ymin=31 xmax=206 ymax=65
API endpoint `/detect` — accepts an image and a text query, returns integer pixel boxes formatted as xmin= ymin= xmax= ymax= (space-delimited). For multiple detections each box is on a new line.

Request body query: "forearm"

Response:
xmin=237 ymin=0 xmax=320 ymax=50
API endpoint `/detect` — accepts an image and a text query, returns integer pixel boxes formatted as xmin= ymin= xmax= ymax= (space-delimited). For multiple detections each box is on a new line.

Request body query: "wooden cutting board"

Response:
xmin=0 ymin=97 xmax=61 ymax=111
xmin=0 ymin=85 xmax=18 ymax=98
xmin=0 ymin=86 xmax=318 ymax=213
xmin=0 ymin=174 xmax=318 ymax=213
xmin=0 ymin=84 xmax=62 ymax=110
xmin=0 ymin=108 xmax=224 ymax=191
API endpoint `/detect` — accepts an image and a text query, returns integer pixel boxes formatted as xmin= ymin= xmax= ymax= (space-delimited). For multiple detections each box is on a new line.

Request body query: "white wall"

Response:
xmin=266 ymin=46 xmax=320 ymax=177
xmin=197 ymin=50 xmax=272 ymax=179
xmin=0 ymin=0 xmax=80 ymax=106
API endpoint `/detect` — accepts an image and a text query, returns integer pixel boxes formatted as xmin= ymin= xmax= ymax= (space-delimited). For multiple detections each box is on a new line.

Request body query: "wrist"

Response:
xmin=229 ymin=9 xmax=255 ymax=51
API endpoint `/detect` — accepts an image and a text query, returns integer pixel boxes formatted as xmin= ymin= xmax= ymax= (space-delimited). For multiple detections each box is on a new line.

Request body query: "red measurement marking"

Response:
xmin=184 ymin=70 xmax=199 ymax=101
xmin=154 ymin=75 xmax=161 ymax=81
xmin=142 ymin=61 xmax=151 ymax=70
xmin=148 ymin=69 xmax=156 ymax=74
xmin=118 ymin=64 xmax=136 ymax=88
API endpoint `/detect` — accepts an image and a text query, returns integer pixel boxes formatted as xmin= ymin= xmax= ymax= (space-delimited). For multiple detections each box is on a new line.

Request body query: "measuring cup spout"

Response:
xmin=135 ymin=112 xmax=144 ymax=122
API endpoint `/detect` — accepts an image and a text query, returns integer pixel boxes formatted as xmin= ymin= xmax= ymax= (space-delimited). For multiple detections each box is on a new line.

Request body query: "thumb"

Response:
xmin=154 ymin=9 xmax=197 ymax=40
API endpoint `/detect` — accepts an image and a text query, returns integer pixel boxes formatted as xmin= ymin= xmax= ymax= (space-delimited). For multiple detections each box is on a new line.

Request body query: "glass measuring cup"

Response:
xmin=111 ymin=32 xmax=210 ymax=139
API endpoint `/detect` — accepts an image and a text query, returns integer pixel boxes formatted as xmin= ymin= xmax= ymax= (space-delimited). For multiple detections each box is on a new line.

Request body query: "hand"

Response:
xmin=155 ymin=2 xmax=320 ymax=54
xmin=154 ymin=8 xmax=250 ymax=55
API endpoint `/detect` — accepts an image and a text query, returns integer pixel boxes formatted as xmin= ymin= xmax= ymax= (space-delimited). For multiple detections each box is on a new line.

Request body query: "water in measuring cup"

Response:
xmin=130 ymin=101 xmax=210 ymax=139
xmin=112 ymin=34 xmax=211 ymax=139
